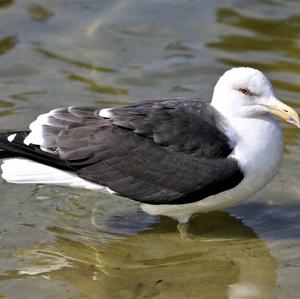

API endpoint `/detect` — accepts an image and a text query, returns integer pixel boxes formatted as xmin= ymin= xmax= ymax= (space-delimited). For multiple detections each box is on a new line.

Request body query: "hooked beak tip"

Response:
xmin=268 ymin=100 xmax=300 ymax=128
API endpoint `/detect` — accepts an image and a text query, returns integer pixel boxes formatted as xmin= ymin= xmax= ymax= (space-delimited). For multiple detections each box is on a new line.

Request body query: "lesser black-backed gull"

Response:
xmin=0 ymin=67 xmax=299 ymax=227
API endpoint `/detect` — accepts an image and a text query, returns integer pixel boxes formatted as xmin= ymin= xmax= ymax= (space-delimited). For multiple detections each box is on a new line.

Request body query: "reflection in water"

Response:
xmin=27 ymin=4 xmax=54 ymax=23
xmin=208 ymin=8 xmax=300 ymax=57
xmin=0 ymin=102 xmax=15 ymax=117
xmin=63 ymin=71 xmax=128 ymax=96
xmin=207 ymin=7 xmax=300 ymax=75
xmin=0 ymin=36 xmax=17 ymax=56
xmin=0 ymin=212 xmax=277 ymax=299
xmin=9 ymin=90 xmax=45 ymax=101
xmin=0 ymin=100 xmax=13 ymax=108
xmin=35 ymin=48 xmax=116 ymax=73
xmin=165 ymin=41 xmax=195 ymax=60
xmin=0 ymin=0 xmax=14 ymax=10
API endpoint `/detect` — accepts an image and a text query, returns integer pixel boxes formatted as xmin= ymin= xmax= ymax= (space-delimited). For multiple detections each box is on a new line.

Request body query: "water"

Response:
xmin=0 ymin=0 xmax=300 ymax=298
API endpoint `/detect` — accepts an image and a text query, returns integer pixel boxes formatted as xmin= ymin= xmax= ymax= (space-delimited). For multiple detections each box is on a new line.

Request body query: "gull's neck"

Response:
xmin=212 ymin=102 xmax=284 ymax=190
xmin=225 ymin=114 xmax=283 ymax=188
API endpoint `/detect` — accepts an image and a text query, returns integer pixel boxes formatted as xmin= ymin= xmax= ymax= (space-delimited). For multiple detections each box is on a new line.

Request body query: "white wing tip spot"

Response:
xmin=105 ymin=187 xmax=116 ymax=194
xmin=99 ymin=108 xmax=112 ymax=118
xmin=7 ymin=133 xmax=17 ymax=142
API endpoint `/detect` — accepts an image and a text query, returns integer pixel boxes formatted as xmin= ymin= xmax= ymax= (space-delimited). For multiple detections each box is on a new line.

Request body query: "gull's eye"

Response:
xmin=238 ymin=88 xmax=251 ymax=96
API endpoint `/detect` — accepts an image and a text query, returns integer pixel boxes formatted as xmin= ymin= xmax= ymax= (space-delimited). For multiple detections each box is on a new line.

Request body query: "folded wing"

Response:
xmin=0 ymin=99 xmax=244 ymax=204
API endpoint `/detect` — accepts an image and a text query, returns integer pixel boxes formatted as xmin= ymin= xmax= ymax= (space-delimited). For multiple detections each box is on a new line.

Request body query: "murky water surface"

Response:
xmin=0 ymin=1 xmax=300 ymax=298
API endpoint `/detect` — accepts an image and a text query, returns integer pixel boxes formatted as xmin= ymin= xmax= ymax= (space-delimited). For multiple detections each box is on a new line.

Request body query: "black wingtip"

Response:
xmin=0 ymin=131 xmax=30 ymax=159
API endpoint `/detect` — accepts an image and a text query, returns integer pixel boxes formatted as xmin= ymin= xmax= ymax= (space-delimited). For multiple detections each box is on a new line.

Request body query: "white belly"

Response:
xmin=141 ymin=116 xmax=283 ymax=223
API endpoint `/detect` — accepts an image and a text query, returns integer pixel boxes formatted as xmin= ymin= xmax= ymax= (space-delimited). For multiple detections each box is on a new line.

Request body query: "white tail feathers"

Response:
xmin=1 ymin=158 xmax=103 ymax=190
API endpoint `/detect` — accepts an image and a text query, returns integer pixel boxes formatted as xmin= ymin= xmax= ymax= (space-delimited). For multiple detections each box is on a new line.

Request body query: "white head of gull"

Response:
xmin=212 ymin=67 xmax=298 ymax=124
xmin=0 ymin=67 xmax=299 ymax=231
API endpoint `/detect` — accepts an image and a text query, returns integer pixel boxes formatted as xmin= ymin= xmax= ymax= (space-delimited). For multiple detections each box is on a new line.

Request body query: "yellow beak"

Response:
xmin=267 ymin=100 xmax=300 ymax=128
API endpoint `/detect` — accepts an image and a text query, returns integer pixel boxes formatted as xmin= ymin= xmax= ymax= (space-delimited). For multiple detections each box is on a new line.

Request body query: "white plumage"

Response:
xmin=1 ymin=158 xmax=103 ymax=190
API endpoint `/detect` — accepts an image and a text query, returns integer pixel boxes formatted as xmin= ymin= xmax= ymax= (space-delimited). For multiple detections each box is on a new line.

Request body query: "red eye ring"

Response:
xmin=239 ymin=88 xmax=251 ymax=96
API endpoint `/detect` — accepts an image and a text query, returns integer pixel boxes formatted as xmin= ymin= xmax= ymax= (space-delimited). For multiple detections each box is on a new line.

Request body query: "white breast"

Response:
xmin=229 ymin=115 xmax=283 ymax=193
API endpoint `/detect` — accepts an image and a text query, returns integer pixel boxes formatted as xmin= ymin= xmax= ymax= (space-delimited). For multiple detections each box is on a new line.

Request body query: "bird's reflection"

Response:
xmin=3 ymin=210 xmax=277 ymax=299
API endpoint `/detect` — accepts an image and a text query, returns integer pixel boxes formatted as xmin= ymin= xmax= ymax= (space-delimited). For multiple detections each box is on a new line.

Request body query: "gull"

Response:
xmin=0 ymin=67 xmax=299 ymax=232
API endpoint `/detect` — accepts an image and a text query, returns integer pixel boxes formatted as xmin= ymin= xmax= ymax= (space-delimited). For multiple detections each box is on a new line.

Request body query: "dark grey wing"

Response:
xmin=103 ymin=99 xmax=233 ymax=158
xmin=1 ymin=101 xmax=244 ymax=204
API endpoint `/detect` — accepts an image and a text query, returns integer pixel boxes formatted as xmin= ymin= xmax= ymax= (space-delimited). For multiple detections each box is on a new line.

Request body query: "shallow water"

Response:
xmin=0 ymin=0 xmax=300 ymax=298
